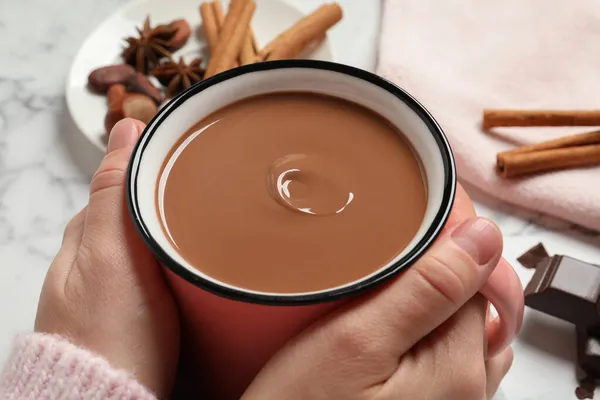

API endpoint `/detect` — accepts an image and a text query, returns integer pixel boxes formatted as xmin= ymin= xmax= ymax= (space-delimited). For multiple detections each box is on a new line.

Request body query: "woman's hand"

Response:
xmin=242 ymin=186 xmax=514 ymax=400
xmin=34 ymin=119 xmax=179 ymax=398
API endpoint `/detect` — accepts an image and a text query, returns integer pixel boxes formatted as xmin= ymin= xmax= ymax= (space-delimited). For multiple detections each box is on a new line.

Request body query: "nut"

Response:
xmin=126 ymin=73 xmax=164 ymax=105
xmin=166 ymin=19 xmax=191 ymax=51
xmin=123 ymin=94 xmax=158 ymax=124
xmin=104 ymin=93 xmax=158 ymax=134
xmin=107 ymin=84 xmax=126 ymax=108
xmin=88 ymin=65 xmax=136 ymax=93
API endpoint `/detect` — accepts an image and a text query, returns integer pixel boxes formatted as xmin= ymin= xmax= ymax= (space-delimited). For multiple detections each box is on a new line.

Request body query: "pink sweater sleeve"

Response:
xmin=0 ymin=333 xmax=157 ymax=400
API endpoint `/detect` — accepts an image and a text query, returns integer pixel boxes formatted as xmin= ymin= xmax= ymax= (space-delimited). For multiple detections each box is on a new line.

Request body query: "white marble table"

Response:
xmin=0 ymin=0 xmax=599 ymax=399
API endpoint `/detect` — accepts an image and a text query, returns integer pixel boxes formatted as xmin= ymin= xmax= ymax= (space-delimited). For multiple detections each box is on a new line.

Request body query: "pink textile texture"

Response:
xmin=0 ymin=333 xmax=156 ymax=400
xmin=377 ymin=0 xmax=600 ymax=231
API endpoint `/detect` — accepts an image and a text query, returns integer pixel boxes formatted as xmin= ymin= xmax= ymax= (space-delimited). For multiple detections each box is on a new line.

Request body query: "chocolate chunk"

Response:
xmin=576 ymin=375 xmax=596 ymax=399
xmin=524 ymin=256 xmax=600 ymax=327
xmin=578 ymin=327 xmax=600 ymax=379
xmin=518 ymin=242 xmax=550 ymax=269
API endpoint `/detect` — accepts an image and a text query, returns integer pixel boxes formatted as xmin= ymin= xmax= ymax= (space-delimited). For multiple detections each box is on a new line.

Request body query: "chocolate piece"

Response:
xmin=518 ymin=242 xmax=550 ymax=269
xmin=575 ymin=375 xmax=596 ymax=399
xmin=577 ymin=327 xmax=600 ymax=379
xmin=525 ymin=255 xmax=600 ymax=327
xmin=524 ymin=248 xmax=600 ymax=395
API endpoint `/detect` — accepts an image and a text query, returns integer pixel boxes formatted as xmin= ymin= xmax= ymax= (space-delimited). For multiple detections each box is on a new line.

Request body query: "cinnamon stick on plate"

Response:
xmin=205 ymin=0 xmax=256 ymax=77
xmin=483 ymin=109 xmax=600 ymax=129
xmin=200 ymin=2 xmax=220 ymax=54
xmin=212 ymin=1 xmax=240 ymax=68
xmin=212 ymin=0 xmax=226 ymax=29
xmin=240 ymin=28 xmax=258 ymax=65
xmin=259 ymin=3 xmax=343 ymax=61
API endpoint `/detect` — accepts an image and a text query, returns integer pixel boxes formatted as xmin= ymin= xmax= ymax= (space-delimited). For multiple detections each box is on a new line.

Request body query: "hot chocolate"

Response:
xmin=157 ymin=92 xmax=427 ymax=293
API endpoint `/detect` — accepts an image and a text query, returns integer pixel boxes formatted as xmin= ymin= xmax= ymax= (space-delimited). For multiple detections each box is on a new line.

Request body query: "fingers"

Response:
xmin=80 ymin=118 xmax=143 ymax=248
xmin=428 ymin=294 xmax=488 ymax=359
xmin=387 ymin=295 xmax=489 ymax=399
xmin=75 ymin=119 xmax=149 ymax=283
xmin=350 ymin=217 xmax=503 ymax=356
xmin=89 ymin=118 xmax=145 ymax=196
xmin=486 ymin=347 xmax=514 ymax=399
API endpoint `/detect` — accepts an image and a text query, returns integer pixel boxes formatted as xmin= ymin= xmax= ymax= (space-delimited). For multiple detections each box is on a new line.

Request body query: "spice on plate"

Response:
xmin=125 ymin=72 xmax=164 ymax=104
xmin=204 ymin=0 xmax=256 ymax=78
xmin=166 ymin=19 xmax=192 ymax=51
xmin=88 ymin=65 xmax=136 ymax=93
xmin=152 ymin=57 xmax=205 ymax=98
xmin=210 ymin=1 xmax=241 ymax=67
xmin=200 ymin=2 xmax=220 ymax=54
xmin=122 ymin=17 xmax=178 ymax=74
xmin=213 ymin=0 xmax=226 ymax=28
xmin=105 ymin=93 xmax=158 ymax=134
xmin=258 ymin=3 xmax=342 ymax=62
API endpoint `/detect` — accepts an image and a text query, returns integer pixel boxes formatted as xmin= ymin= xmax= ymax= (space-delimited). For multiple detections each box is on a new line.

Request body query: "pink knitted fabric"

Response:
xmin=0 ymin=333 xmax=157 ymax=400
xmin=377 ymin=0 xmax=600 ymax=231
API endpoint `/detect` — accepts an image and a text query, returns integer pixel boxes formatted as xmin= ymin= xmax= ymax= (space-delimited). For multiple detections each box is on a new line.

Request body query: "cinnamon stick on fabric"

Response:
xmin=497 ymin=144 xmax=600 ymax=178
xmin=205 ymin=0 xmax=255 ymax=77
xmin=483 ymin=109 xmax=600 ymax=129
xmin=200 ymin=2 xmax=220 ymax=55
xmin=499 ymin=130 xmax=600 ymax=156
xmin=260 ymin=3 xmax=343 ymax=61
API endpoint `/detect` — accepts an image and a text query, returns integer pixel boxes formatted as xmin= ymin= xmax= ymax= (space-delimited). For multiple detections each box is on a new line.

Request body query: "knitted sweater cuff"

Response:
xmin=0 ymin=333 xmax=157 ymax=400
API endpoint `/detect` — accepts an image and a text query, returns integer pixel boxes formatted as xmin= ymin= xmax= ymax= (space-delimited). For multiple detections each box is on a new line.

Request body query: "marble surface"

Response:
xmin=0 ymin=0 xmax=599 ymax=399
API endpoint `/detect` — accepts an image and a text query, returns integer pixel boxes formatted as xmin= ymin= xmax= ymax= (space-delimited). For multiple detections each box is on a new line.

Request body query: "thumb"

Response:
xmin=90 ymin=118 xmax=144 ymax=196
xmin=79 ymin=118 xmax=145 ymax=254
xmin=349 ymin=217 xmax=503 ymax=356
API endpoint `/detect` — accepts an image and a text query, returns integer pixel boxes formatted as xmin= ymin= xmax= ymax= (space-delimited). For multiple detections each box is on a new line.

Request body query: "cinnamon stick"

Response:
xmin=212 ymin=1 xmax=240 ymax=68
xmin=200 ymin=2 xmax=220 ymax=54
xmin=259 ymin=3 xmax=343 ymax=61
xmin=205 ymin=0 xmax=255 ymax=78
xmin=212 ymin=0 xmax=225 ymax=30
xmin=497 ymin=144 xmax=600 ymax=178
xmin=250 ymin=29 xmax=259 ymax=54
xmin=240 ymin=28 xmax=257 ymax=65
xmin=499 ymin=130 xmax=600 ymax=156
xmin=483 ymin=109 xmax=600 ymax=129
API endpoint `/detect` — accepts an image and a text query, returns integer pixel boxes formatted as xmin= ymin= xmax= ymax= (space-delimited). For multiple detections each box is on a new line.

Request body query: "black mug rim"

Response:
xmin=126 ymin=60 xmax=457 ymax=306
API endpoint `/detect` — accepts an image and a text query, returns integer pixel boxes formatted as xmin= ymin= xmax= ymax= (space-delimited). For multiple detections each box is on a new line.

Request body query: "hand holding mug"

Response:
xmin=242 ymin=187 xmax=517 ymax=400
xmin=34 ymin=119 xmax=180 ymax=399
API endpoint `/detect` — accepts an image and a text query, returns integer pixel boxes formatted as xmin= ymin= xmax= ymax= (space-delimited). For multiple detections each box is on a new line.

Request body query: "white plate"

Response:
xmin=66 ymin=0 xmax=334 ymax=153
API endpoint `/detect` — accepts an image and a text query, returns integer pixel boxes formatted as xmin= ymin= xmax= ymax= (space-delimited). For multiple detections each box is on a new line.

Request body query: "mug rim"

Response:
xmin=126 ymin=60 xmax=457 ymax=306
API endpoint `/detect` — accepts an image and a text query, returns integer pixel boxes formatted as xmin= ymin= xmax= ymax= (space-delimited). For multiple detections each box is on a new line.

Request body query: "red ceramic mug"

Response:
xmin=127 ymin=60 xmax=524 ymax=399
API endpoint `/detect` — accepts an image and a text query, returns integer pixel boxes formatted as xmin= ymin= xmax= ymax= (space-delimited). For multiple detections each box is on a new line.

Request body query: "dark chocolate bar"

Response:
xmin=522 ymin=244 xmax=600 ymax=396
xmin=525 ymin=255 xmax=600 ymax=327
xmin=577 ymin=326 xmax=600 ymax=379
xmin=517 ymin=242 xmax=550 ymax=269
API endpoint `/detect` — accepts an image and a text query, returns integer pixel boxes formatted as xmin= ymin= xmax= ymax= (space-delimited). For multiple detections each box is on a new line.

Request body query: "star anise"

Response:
xmin=152 ymin=57 xmax=205 ymax=98
xmin=121 ymin=17 xmax=177 ymax=74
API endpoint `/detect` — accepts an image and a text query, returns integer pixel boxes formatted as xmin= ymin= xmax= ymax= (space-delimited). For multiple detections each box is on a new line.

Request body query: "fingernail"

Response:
xmin=451 ymin=218 xmax=502 ymax=266
xmin=107 ymin=118 xmax=142 ymax=153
